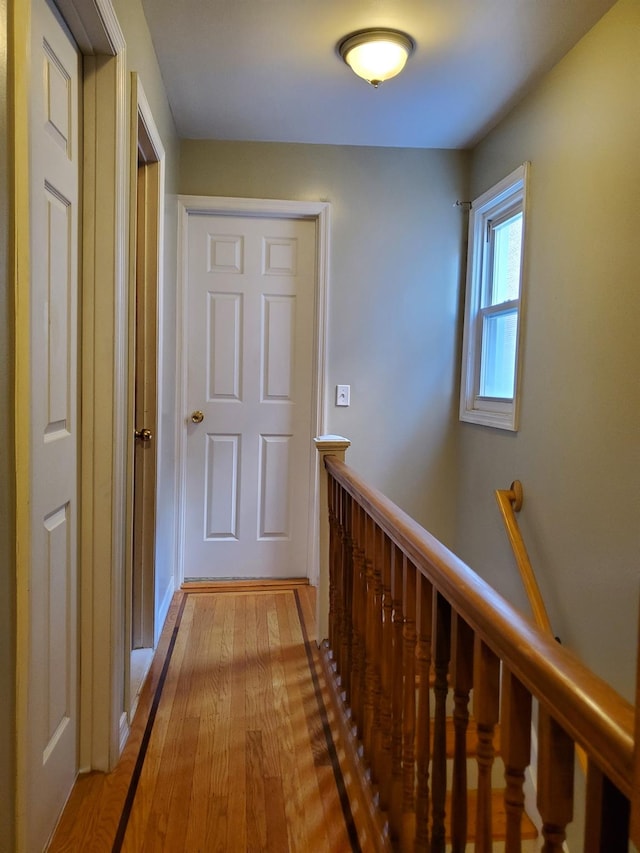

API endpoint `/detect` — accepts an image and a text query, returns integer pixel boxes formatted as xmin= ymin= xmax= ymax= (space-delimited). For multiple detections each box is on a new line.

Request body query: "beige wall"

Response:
xmin=2 ymin=0 xmax=633 ymax=845
xmin=180 ymin=141 xmax=469 ymax=545
xmin=0 ymin=0 xmax=15 ymax=846
xmin=456 ymin=0 xmax=640 ymax=700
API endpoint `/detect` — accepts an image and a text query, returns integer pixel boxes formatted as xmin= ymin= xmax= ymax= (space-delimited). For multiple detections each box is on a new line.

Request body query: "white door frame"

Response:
xmin=124 ymin=72 xmax=165 ymax=714
xmin=175 ymin=196 xmax=330 ymax=587
xmin=13 ymin=1 xmax=129 ymax=845
xmin=76 ymin=3 xmax=130 ymax=774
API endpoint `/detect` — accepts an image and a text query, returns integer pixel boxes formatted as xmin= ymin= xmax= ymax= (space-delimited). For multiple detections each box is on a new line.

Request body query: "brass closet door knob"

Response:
xmin=191 ymin=410 xmax=204 ymax=424
xmin=135 ymin=428 xmax=153 ymax=442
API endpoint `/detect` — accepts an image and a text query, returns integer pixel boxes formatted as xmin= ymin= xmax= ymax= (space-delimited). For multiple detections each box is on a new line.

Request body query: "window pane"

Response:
xmin=491 ymin=212 xmax=522 ymax=305
xmin=480 ymin=309 xmax=518 ymax=399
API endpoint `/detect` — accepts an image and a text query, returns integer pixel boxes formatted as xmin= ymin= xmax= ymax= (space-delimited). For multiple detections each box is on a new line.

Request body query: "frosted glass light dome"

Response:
xmin=338 ymin=29 xmax=415 ymax=87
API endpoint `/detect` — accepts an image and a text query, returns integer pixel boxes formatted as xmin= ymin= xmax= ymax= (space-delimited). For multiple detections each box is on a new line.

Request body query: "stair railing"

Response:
xmin=315 ymin=443 xmax=634 ymax=852
xmin=496 ymin=480 xmax=591 ymax=778
xmin=495 ymin=480 xmax=553 ymax=636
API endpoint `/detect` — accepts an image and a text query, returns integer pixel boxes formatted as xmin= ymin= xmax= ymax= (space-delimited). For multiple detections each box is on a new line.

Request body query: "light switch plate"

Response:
xmin=336 ymin=385 xmax=350 ymax=406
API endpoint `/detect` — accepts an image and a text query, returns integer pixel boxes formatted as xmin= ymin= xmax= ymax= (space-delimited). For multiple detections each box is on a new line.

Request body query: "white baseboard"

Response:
xmin=118 ymin=710 xmax=130 ymax=756
xmin=155 ymin=577 xmax=175 ymax=647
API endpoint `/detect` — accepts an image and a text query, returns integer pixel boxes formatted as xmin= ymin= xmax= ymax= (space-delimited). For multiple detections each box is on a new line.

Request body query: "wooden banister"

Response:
xmin=319 ymin=452 xmax=635 ymax=851
xmin=497 ymin=480 xmax=589 ymax=777
xmin=495 ymin=480 xmax=553 ymax=636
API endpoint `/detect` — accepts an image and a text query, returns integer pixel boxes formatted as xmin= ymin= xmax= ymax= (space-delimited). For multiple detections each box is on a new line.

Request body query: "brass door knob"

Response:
xmin=135 ymin=428 xmax=153 ymax=442
xmin=191 ymin=410 xmax=204 ymax=424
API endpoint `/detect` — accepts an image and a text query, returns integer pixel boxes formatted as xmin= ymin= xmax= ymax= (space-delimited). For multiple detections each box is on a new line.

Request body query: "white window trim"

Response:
xmin=459 ymin=163 xmax=530 ymax=431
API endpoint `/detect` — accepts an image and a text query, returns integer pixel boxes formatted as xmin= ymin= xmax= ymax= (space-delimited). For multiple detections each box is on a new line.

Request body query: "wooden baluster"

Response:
xmin=584 ymin=761 xmax=630 ymax=853
xmin=350 ymin=501 xmax=365 ymax=736
xmin=333 ymin=485 xmax=344 ymax=682
xmin=378 ymin=532 xmax=393 ymax=813
xmin=450 ymin=613 xmax=474 ymax=853
xmin=473 ymin=638 xmax=500 ymax=853
xmin=332 ymin=480 xmax=345 ymax=680
xmin=327 ymin=474 xmax=338 ymax=658
xmin=363 ymin=514 xmax=377 ymax=768
xmin=537 ymin=709 xmax=574 ymax=852
xmin=501 ymin=669 xmax=532 ymax=853
xmin=401 ymin=557 xmax=417 ymax=849
xmin=341 ymin=491 xmax=353 ymax=703
xmin=357 ymin=506 xmax=368 ymax=732
xmin=415 ymin=572 xmax=434 ymax=853
xmin=389 ymin=543 xmax=404 ymax=843
xmin=370 ymin=524 xmax=384 ymax=788
xmin=431 ymin=593 xmax=451 ymax=853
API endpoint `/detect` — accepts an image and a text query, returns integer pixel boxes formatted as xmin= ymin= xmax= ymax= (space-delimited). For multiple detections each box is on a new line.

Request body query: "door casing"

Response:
xmin=125 ymin=73 xmax=164 ymax=714
xmin=175 ymin=196 xmax=330 ymax=587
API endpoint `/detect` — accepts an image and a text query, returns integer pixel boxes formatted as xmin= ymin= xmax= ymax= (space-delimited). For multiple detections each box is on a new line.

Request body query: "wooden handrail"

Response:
xmin=324 ymin=455 xmax=634 ymax=800
xmin=497 ymin=481 xmax=592 ymax=780
xmin=495 ymin=480 xmax=554 ymax=636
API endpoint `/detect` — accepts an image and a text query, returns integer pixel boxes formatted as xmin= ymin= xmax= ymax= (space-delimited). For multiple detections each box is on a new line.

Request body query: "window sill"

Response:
xmin=459 ymin=403 xmax=517 ymax=431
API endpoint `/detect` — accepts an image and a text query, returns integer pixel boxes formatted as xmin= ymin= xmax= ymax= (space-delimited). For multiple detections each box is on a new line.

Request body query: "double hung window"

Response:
xmin=459 ymin=164 xmax=529 ymax=430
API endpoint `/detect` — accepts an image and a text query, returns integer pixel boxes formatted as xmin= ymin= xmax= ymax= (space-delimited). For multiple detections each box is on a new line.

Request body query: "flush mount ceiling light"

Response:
xmin=338 ymin=28 xmax=415 ymax=88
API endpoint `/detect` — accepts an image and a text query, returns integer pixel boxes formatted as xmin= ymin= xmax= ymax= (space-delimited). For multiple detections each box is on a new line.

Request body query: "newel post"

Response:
xmin=314 ymin=435 xmax=351 ymax=643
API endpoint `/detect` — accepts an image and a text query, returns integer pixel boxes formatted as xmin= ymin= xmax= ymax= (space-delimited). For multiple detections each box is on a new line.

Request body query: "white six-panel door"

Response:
xmin=183 ymin=214 xmax=316 ymax=579
xmin=28 ymin=0 xmax=80 ymax=847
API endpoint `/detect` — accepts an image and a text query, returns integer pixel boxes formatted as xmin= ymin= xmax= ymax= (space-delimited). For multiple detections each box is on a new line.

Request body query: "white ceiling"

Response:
xmin=140 ymin=0 xmax=617 ymax=149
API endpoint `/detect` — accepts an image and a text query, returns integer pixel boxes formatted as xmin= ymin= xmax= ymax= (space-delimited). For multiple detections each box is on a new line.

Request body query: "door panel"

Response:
xmin=259 ymin=434 xmax=292 ymax=537
xmin=184 ymin=214 xmax=316 ymax=579
xmin=207 ymin=291 xmax=242 ymax=399
xmin=29 ymin=0 xmax=80 ymax=847
xmin=204 ymin=433 xmax=239 ymax=538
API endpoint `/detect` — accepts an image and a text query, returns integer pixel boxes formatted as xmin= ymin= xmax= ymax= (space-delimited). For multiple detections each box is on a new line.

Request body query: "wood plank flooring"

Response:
xmin=48 ymin=585 xmax=372 ymax=852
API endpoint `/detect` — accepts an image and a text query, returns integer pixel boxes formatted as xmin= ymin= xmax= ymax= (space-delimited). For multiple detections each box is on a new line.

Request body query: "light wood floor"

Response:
xmin=48 ymin=585 xmax=372 ymax=852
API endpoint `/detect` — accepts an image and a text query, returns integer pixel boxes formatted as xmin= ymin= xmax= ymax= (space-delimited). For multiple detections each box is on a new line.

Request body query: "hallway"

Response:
xmin=49 ymin=584 xmax=370 ymax=852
